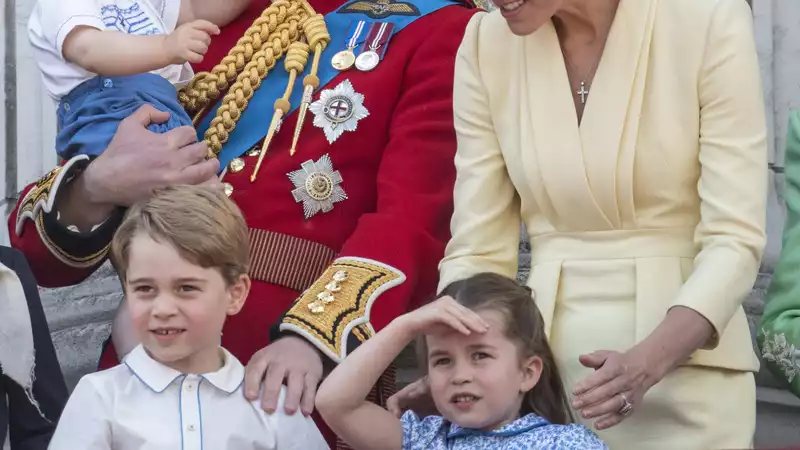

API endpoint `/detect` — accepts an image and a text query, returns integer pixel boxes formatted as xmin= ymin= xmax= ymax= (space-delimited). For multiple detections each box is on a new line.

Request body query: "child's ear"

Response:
xmin=226 ymin=274 xmax=251 ymax=315
xmin=520 ymin=355 xmax=543 ymax=393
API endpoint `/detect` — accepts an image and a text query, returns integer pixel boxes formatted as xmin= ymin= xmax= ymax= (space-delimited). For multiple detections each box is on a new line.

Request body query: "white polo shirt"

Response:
xmin=28 ymin=0 xmax=193 ymax=100
xmin=48 ymin=345 xmax=330 ymax=450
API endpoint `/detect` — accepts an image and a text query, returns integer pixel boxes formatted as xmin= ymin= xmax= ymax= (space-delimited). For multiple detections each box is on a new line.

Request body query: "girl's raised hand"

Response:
xmin=400 ymin=296 xmax=489 ymax=337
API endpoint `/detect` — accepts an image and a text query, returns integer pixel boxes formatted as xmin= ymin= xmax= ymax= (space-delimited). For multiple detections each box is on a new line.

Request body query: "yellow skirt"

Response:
xmin=547 ymin=259 xmax=756 ymax=450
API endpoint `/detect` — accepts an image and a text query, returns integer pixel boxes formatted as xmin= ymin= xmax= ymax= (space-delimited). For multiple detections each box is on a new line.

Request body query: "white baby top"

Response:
xmin=28 ymin=0 xmax=193 ymax=100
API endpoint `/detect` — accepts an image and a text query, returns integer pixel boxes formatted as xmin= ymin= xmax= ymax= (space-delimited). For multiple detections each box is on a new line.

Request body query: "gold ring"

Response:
xmin=618 ymin=393 xmax=634 ymax=416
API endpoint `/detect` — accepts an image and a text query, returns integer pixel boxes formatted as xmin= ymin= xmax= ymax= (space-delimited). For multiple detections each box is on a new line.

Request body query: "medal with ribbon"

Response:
xmin=331 ymin=20 xmax=368 ymax=71
xmin=355 ymin=21 xmax=395 ymax=72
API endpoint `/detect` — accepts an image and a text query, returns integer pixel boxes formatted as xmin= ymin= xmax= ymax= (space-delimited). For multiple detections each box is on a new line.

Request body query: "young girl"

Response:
xmin=316 ymin=272 xmax=607 ymax=449
xmin=27 ymin=0 xmax=248 ymax=160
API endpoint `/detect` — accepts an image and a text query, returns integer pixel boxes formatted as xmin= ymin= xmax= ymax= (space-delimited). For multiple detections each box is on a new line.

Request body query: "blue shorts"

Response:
xmin=56 ymin=73 xmax=193 ymax=159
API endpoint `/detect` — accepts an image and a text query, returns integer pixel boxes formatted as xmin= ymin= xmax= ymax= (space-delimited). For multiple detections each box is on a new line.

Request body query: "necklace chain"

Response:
xmin=559 ymin=43 xmax=604 ymax=105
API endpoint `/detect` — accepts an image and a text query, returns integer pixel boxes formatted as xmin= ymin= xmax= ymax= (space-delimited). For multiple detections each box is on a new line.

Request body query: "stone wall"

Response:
xmin=40 ymin=264 xmax=121 ymax=389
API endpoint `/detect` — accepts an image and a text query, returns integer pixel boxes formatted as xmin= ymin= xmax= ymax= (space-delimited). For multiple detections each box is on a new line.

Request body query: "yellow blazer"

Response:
xmin=439 ymin=0 xmax=767 ymax=371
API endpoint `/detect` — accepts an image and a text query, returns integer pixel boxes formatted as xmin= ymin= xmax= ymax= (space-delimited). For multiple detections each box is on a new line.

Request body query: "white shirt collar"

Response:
xmin=123 ymin=345 xmax=244 ymax=394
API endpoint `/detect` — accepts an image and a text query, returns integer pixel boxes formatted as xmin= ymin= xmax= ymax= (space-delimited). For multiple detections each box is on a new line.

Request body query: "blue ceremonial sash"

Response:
xmin=196 ymin=0 xmax=462 ymax=171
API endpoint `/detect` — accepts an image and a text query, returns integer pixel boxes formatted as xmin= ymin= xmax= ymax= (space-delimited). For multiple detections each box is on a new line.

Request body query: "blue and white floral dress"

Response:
xmin=401 ymin=411 xmax=608 ymax=449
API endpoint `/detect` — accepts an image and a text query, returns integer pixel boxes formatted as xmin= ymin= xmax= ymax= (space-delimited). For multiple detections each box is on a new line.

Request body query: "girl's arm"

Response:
xmin=315 ymin=319 xmax=413 ymax=450
xmin=62 ymin=20 xmax=218 ymax=76
xmin=316 ymin=297 xmax=488 ymax=450
xmin=180 ymin=0 xmax=252 ymax=27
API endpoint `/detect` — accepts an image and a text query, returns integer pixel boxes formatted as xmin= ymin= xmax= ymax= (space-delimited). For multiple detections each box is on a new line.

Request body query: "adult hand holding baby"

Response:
xmin=56 ymin=105 xmax=220 ymax=231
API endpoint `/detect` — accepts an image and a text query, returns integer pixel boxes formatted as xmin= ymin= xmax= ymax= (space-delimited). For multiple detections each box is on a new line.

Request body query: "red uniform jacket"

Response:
xmin=9 ymin=0 xmax=478 ymax=446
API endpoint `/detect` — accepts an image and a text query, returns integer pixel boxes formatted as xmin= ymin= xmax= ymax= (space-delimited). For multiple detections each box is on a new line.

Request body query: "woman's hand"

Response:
xmin=397 ymin=296 xmax=490 ymax=337
xmin=386 ymin=376 xmax=438 ymax=418
xmin=571 ymin=345 xmax=665 ymax=430
xmin=572 ymin=307 xmax=714 ymax=430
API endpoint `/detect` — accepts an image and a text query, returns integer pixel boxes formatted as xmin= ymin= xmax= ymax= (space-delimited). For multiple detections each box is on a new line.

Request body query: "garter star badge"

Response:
xmin=309 ymin=80 xmax=369 ymax=144
xmin=288 ymin=154 xmax=348 ymax=219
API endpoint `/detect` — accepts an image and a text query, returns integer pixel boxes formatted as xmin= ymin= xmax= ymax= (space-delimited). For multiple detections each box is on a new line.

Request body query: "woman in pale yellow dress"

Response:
xmin=426 ymin=0 xmax=767 ymax=448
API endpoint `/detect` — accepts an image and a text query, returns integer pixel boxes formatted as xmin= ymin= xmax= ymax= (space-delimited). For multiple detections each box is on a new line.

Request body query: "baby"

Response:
xmin=27 ymin=0 xmax=247 ymax=160
xmin=48 ymin=185 xmax=329 ymax=449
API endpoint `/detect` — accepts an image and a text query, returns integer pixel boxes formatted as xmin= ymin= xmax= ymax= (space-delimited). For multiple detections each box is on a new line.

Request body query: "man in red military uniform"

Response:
xmin=9 ymin=0 xmax=479 ymax=447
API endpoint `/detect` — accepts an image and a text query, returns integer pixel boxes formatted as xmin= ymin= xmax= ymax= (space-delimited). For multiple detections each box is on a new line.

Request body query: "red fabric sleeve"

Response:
xmin=279 ymin=8 xmax=478 ymax=362
xmin=337 ymin=8 xmax=470 ymax=328
xmin=8 ymin=185 xmax=93 ymax=287
xmin=6 ymin=157 xmax=121 ymax=287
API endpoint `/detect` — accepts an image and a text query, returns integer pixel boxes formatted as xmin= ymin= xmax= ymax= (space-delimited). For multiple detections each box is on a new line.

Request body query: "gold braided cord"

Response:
xmin=203 ymin=4 xmax=309 ymax=155
xmin=176 ymin=0 xmax=331 ymax=157
xmin=180 ymin=0 xmax=298 ymax=116
xmin=303 ymin=14 xmax=330 ymax=55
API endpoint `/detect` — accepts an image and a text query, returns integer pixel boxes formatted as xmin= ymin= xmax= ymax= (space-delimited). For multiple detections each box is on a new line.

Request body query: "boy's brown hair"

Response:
xmin=111 ymin=185 xmax=249 ymax=284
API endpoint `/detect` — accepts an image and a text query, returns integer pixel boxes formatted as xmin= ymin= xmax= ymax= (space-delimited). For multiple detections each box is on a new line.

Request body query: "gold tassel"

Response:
xmin=290 ymin=14 xmax=329 ymax=156
xmin=251 ymin=41 xmax=310 ymax=182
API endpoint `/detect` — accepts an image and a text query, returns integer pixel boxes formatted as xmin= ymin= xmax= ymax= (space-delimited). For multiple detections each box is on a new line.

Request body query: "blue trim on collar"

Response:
xmin=446 ymin=414 xmax=551 ymax=439
xmin=123 ymin=345 xmax=183 ymax=393
xmin=179 ymin=376 xmax=186 ymax=450
xmin=198 ymin=378 xmax=205 ymax=450
xmin=199 ymin=348 xmax=245 ymax=394
xmin=122 ymin=345 xmax=244 ymax=394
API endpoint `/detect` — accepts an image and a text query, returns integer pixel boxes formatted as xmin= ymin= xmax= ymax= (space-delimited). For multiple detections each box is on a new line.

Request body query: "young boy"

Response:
xmin=27 ymin=0 xmax=248 ymax=159
xmin=47 ymin=185 xmax=329 ymax=450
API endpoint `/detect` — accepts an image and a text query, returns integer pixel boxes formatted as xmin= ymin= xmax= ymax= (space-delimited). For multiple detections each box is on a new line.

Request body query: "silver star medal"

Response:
xmin=309 ymin=79 xmax=369 ymax=144
xmin=288 ymin=154 xmax=348 ymax=219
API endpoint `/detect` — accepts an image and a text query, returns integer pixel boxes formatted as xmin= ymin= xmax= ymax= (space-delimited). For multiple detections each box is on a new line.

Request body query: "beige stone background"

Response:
xmin=1 ymin=0 xmax=799 ymax=447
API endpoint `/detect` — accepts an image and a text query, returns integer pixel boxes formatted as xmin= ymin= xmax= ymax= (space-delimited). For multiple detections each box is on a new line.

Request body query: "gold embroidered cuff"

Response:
xmin=15 ymin=155 xmax=121 ymax=269
xmin=279 ymin=257 xmax=406 ymax=363
xmin=15 ymin=155 xmax=90 ymax=236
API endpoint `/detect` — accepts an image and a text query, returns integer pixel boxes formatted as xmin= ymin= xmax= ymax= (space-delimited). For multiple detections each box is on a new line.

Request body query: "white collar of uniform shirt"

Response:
xmin=123 ymin=344 xmax=244 ymax=394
